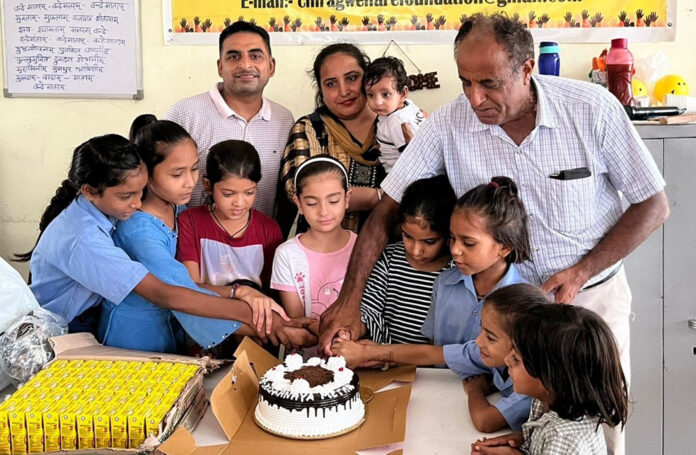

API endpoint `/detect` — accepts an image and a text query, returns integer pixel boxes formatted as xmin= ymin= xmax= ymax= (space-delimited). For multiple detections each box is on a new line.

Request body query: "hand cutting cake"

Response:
xmin=254 ymin=354 xmax=365 ymax=438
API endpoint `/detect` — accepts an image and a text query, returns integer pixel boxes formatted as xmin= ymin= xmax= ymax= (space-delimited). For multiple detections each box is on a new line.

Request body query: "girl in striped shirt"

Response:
xmin=359 ymin=175 xmax=456 ymax=344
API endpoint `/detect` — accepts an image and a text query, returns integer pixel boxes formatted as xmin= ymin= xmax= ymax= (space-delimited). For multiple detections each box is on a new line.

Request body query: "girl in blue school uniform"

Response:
xmin=18 ymin=133 xmax=298 ymax=350
xmin=98 ymin=116 xmax=291 ymax=353
xmin=472 ymin=304 xmax=628 ymax=455
xmin=333 ymin=176 xmax=533 ymax=431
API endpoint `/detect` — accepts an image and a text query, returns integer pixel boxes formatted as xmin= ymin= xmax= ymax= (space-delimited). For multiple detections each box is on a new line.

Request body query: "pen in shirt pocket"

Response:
xmin=549 ymin=167 xmax=591 ymax=180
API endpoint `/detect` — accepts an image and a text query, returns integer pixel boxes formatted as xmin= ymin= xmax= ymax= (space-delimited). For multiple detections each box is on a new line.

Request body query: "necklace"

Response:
xmin=210 ymin=205 xmax=250 ymax=238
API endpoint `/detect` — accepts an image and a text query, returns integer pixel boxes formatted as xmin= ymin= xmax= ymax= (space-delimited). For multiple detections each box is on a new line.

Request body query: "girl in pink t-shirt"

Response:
xmin=271 ymin=156 xmax=356 ymax=338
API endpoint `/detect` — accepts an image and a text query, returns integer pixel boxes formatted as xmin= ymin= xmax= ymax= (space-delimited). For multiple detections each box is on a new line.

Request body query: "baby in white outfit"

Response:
xmin=364 ymin=57 xmax=425 ymax=173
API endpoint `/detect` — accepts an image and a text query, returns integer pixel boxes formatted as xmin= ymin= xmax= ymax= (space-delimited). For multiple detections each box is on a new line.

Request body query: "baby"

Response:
xmin=364 ymin=56 xmax=425 ymax=173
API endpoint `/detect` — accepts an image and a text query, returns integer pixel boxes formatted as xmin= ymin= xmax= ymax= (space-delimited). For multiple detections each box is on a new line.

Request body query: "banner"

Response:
xmin=164 ymin=0 xmax=676 ymax=45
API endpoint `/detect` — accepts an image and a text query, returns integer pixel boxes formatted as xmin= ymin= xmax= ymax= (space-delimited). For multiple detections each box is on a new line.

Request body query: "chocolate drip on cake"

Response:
xmin=284 ymin=366 xmax=334 ymax=387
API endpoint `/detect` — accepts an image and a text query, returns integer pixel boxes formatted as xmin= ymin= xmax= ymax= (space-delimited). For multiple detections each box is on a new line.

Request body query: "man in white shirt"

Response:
xmin=319 ymin=14 xmax=669 ymax=455
xmin=165 ymin=21 xmax=294 ymax=216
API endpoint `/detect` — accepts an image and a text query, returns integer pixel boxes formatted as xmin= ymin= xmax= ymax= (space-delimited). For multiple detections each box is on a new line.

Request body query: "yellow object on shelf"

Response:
xmin=654 ymin=75 xmax=690 ymax=104
xmin=632 ymin=79 xmax=648 ymax=97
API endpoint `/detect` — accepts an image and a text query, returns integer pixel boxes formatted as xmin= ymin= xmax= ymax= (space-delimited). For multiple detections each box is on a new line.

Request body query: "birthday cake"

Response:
xmin=254 ymin=354 xmax=365 ymax=439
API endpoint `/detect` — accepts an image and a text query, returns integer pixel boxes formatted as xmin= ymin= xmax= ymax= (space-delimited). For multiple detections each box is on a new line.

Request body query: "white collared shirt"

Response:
xmin=165 ymin=83 xmax=294 ymax=216
xmin=382 ymin=75 xmax=665 ymax=286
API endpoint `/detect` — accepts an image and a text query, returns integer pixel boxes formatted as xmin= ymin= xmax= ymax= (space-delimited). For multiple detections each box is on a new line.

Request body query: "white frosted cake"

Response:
xmin=254 ymin=354 xmax=365 ymax=438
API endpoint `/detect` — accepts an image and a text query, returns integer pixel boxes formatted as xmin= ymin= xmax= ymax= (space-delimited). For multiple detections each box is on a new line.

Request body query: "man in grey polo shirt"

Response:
xmin=165 ymin=21 xmax=293 ymax=216
xmin=319 ymin=14 xmax=668 ymax=454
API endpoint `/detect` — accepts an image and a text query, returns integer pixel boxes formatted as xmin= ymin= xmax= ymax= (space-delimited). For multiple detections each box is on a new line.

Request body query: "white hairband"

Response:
xmin=293 ymin=156 xmax=350 ymax=189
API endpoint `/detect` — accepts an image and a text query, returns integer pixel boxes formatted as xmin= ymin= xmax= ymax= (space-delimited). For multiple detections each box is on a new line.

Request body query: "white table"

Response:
xmin=192 ymin=367 xmax=507 ymax=455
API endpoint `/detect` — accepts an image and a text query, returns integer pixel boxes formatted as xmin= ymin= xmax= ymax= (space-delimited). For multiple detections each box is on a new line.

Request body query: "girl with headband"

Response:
xmin=271 ymin=155 xmax=356 ymax=356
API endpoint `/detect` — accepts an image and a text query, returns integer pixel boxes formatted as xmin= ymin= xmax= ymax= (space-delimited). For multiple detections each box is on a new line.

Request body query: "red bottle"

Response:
xmin=606 ymin=38 xmax=634 ymax=106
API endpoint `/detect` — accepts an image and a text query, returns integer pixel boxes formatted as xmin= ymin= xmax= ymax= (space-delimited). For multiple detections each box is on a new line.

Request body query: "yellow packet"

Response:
xmin=41 ymin=410 xmax=58 ymax=436
xmin=127 ymin=409 xmax=145 ymax=449
xmin=25 ymin=411 xmax=43 ymax=454
xmin=59 ymin=407 xmax=77 ymax=451
xmin=76 ymin=406 xmax=95 ymax=450
xmin=41 ymin=406 xmax=60 ymax=452
xmin=144 ymin=407 xmax=162 ymax=439
xmin=9 ymin=411 xmax=27 ymax=455
xmin=110 ymin=412 xmax=127 ymax=449
xmin=0 ymin=411 xmax=9 ymax=455
xmin=93 ymin=412 xmax=111 ymax=448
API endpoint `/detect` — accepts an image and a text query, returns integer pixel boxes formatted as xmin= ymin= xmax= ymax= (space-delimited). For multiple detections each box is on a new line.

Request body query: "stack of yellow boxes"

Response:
xmin=0 ymin=359 xmax=200 ymax=454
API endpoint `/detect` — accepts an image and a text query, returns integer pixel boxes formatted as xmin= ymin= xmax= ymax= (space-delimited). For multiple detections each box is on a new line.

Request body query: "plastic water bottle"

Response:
xmin=606 ymin=38 xmax=634 ymax=106
xmin=538 ymin=42 xmax=560 ymax=76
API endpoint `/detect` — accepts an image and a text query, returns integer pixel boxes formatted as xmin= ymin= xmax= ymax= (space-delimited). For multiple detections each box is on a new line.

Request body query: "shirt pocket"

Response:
xmin=543 ymin=173 xmax=597 ymax=235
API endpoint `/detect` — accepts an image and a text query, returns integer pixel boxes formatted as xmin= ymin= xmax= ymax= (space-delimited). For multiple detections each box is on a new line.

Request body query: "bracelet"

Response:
xmin=376 ymin=188 xmax=383 ymax=201
xmin=228 ymin=283 xmax=241 ymax=299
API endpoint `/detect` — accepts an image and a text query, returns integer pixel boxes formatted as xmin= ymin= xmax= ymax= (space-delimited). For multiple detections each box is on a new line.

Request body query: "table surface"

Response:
xmin=192 ymin=366 xmax=507 ymax=455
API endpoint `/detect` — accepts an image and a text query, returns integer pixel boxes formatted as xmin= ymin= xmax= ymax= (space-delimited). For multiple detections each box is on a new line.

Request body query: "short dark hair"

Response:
xmin=206 ymin=139 xmax=262 ymax=187
xmin=454 ymin=13 xmax=534 ymax=75
xmin=483 ymin=283 xmax=550 ymax=334
xmin=511 ymin=304 xmax=629 ymax=428
xmin=311 ymin=43 xmax=370 ymax=109
xmin=219 ymin=21 xmax=272 ymax=56
xmin=399 ymin=175 xmax=455 ymax=238
xmin=454 ymin=176 xmax=531 ymax=264
xmin=363 ymin=56 xmax=409 ymax=92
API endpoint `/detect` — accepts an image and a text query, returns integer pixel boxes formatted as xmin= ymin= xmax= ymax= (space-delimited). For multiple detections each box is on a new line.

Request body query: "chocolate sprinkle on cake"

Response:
xmin=284 ymin=366 xmax=335 ymax=387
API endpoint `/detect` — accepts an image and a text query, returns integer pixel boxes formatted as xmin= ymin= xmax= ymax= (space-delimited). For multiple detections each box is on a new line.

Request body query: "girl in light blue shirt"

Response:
xmin=98 ymin=117 xmax=290 ymax=353
xmin=19 ymin=134 xmax=302 ymax=349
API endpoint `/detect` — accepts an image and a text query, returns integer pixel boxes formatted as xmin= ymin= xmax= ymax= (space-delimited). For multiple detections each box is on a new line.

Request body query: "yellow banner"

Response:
xmin=165 ymin=0 xmax=674 ymax=44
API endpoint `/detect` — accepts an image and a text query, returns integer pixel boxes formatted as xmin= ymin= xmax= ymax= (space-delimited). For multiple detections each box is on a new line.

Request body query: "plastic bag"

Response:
xmin=0 ymin=308 xmax=67 ymax=386
xmin=634 ymin=51 xmax=669 ymax=98
xmin=0 ymin=258 xmax=40 ymax=389
xmin=0 ymin=258 xmax=39 ymax=334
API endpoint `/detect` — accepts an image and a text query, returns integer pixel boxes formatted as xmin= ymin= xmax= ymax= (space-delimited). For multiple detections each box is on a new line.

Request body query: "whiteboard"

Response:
xmin=2 ymin=0 xmax=143 ymax=99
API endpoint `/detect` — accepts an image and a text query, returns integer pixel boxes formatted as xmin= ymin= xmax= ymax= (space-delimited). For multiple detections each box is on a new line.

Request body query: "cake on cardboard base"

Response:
xmin=254 ymin=354 xmax=365 ymax=439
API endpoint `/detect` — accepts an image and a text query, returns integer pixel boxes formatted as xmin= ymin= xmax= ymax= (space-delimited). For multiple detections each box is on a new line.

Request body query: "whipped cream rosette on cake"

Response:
xmin=254 ymin=354 xmax=365 ymax=439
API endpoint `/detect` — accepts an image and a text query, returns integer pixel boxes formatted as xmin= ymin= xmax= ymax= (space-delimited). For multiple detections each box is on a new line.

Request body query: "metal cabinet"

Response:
xmin=625 ymin=125 xmax=696 ymax=455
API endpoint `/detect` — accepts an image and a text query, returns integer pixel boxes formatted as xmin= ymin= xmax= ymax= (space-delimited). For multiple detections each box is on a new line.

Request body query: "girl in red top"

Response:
xmin=177 ymin=140 xmax=283 ymax=298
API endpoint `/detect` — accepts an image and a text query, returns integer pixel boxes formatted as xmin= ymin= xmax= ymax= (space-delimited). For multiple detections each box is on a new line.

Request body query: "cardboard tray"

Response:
xmin=4 ymin=333 xmax=224 ymax=455
xmin=157 ymin=338 xmax=416 ymax=455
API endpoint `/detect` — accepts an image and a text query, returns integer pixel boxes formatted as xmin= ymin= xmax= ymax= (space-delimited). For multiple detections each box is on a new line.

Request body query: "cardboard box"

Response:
xmin=157 ymin=338 xmax=416 ymax=455
xmin=1 ymin=333 xmax=223 ymax=455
